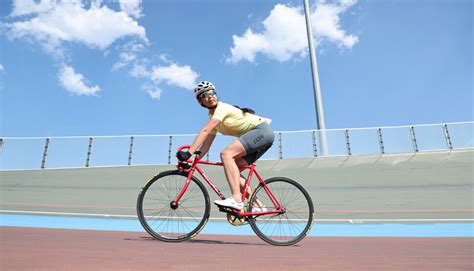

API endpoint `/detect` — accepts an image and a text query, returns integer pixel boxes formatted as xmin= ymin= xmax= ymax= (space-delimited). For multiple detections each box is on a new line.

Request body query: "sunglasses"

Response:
xmin=199 ymin=90 xmax=217 ymax=99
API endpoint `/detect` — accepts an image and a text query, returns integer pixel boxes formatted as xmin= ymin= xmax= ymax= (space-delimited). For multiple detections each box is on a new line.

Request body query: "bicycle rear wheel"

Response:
xmin=248 ymin=177 xmax=314 ymax=246
xmin=137 ymin=170 xmax=210 ymax=242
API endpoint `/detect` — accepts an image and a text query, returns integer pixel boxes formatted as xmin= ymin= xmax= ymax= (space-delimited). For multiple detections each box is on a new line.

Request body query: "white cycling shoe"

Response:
xmin=251 ymin=206 xmax=268 ymax=212
xmin=214 ymin=197 xmax=243 ymax=210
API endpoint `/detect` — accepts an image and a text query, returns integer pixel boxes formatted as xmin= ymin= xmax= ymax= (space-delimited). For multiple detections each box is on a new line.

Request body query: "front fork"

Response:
xmin=171 ymin=168 xmax=195 ymax=208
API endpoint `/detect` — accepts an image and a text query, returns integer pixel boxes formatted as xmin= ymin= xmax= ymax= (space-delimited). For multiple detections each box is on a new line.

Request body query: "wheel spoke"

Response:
xmin=137 ymin=171 xmax=210 ymax=242
xmin=248 ymin=177 xmax=314 ymax=246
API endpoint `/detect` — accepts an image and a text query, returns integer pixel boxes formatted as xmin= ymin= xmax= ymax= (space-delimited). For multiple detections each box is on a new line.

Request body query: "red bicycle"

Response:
xmin=137 ymin=145 xmax=314 ymax=246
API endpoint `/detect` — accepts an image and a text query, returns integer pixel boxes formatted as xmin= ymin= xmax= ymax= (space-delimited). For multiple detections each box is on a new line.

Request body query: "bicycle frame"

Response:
xmin=173 ymin=146 xmax=284 ymax=217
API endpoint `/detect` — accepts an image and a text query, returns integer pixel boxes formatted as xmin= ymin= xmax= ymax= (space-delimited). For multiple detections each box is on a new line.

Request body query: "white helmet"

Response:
xmin=194 ymin=81 xmax=215 ymax=99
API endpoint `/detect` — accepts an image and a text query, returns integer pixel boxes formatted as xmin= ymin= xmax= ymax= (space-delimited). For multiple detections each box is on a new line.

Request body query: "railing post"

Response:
xmin=344 ymin=129 xmax=352 ymax=156
xmin=410 ymin=126 xmax=419 ymax=153
xmin=0 ymin=138 xmax=4 ymax=154
xmin=377 ymin=128 xmax=385 ymax=154
xmin=277 ymin=132 xmax=283 ymax=159
xmin=168 ymin=136 xmax=173 ymax=164
xmin=312 ymin=131 xmax=318 ymax=157
xmin=443 ymin=124 xmax=453 ymax=150
xmin=41 ymin=138 xmax=50 ymax=169
xmin=85 ymin=137 xmax=93 ymax=167
xmin=128 ymin=136 xmax=134 ymax=166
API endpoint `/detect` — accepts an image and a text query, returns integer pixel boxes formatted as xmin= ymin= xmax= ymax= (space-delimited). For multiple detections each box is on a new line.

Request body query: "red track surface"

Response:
xmin=1 ymin=226 xmax=472 ymax=270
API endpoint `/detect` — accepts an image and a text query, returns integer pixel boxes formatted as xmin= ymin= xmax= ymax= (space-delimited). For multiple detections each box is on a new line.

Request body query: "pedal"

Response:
xmin=214 ymin=203 xmax=240 ymax=213
xmin=216 ymin=205 xmax=236 ymax=213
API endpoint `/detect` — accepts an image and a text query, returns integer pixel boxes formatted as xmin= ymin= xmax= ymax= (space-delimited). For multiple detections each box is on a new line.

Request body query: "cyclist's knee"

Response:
xmin=221 ymin=152 xmax=237 ymax=165
xmin=220 ymin=150 xmax=232 ymax=161
xmin=221 ymin=147 xmax=241 ymax=161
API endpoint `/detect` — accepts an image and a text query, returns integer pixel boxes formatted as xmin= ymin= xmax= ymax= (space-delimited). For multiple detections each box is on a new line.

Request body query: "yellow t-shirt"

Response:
xmin=209 ymin=102 xmax=266 ymax=137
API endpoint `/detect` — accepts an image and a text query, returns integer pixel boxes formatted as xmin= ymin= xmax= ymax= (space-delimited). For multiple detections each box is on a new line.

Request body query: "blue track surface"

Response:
xmin=1 ymin=214 xmax=473 ymax=237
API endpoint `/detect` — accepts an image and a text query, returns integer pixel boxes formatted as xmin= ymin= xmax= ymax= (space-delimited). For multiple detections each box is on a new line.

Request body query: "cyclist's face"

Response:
xmin=199 ymin=91 xmax=217 ymax=107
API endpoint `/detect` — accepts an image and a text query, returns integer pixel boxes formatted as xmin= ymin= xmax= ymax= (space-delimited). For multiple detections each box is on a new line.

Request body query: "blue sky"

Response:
xmin=0 ymin=0 xmax=472 ymax=137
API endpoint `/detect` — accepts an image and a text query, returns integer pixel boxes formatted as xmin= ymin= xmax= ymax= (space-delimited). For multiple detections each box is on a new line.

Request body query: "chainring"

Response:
xmin=226 ymin=212 xmax=248 ymax=226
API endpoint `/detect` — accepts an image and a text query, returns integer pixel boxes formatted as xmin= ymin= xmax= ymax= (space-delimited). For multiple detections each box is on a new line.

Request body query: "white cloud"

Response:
xmin=58 ymin=65 xmax=100 ymax=96
xmin=227 ymin=1 xmax=359 ymax=63
xmin=129 ymin=62 xmax=199 ymax=99
xmin=313 ymin=0 xmax=359 ymax=48
xmin=5 ymin=0 xmax=149 ymax=96
xmin=143 ymin=84 xmax=162 ymax=100
xmin=10 ymin=0 xmax=57 ymax=17
xmin=4 ymin=0 xmax=199 ymax=100
xmin=111 ymin=61 xmax=127 ymax=71
xmin=129 ymin=63 xmax=149 ymax=78
xmin=0 ymin=64 xmax=4 ymax=73
xmin=6 ymin=1 xmax=148 ymax=52
xmin=118 ymin=0 xmax=143 ymax=18
xmin=159 ymin=54 xmax=174 ymax=65
xmin=151 ymin=64 xmax=198 ymax=90
xmin=112 ymin=41 xmax=145 ymax=71
xmin=112 ymin=51 xmax=137 ymax=70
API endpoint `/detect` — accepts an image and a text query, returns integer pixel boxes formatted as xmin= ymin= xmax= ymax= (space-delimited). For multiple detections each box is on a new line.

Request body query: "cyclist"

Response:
xmin=176 ymin=81 xmax=274 ymax=210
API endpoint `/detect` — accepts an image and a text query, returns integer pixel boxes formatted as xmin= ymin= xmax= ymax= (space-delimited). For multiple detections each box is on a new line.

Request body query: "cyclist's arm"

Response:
xmin=188 ymin=118 xmax=220 ymax=154
xmin=197 ymin=133 xmax=216 ymax=158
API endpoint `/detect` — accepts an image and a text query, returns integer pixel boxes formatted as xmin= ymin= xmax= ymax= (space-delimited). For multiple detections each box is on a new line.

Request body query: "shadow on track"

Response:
xmin=125 ymin=236 xmax=278 ymax=247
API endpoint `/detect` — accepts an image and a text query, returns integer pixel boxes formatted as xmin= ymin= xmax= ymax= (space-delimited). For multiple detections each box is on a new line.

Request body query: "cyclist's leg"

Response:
xmin=238 ymin=123 xmax=274 ymax=165
xmin=220 ymin=140 xmax=246 ymax=201
xmin=235 ymin=158 xmax=265 ymax=209
xmin=236 ymin=123 xmax=275 ymax=207
xmin=220 ymin=122 xmax=274 ymax=202
xmin=236 ymin=159 xmax=252 ymax=199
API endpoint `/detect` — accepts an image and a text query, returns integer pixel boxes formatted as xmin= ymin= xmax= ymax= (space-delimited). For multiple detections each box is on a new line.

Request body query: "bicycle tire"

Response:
xmin=137 ymin=170 xmax=210 ymax=242
xmin=248 ymin=177 xmax=314 ymax=246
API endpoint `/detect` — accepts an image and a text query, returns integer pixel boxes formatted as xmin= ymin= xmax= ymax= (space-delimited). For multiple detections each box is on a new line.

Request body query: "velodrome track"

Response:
xmin=1 ymin=149 xmax=473 ymax=270
xmin=1 ymin=227 xmax=472 ymax=270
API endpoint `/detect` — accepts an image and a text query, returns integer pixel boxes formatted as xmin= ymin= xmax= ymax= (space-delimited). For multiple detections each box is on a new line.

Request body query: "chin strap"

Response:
xmin=199 ymin=101 xmax=218 ymax=109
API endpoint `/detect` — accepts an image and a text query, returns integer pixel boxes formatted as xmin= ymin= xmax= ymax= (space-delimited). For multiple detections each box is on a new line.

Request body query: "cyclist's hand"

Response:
xmin=176 ymin=150 xmax=192 ymax=161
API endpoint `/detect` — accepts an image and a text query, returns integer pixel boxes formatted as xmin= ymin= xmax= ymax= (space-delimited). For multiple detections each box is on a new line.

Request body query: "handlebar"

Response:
xmin=177 ymin=144 xmax=191 ymax=152
xmin=176 ymin=145 xmax=202 ymax=170
xmin=176 ymin=145 xmax=192 ymax=170
xmin=177 ymin=144 xmax=202 ymax=156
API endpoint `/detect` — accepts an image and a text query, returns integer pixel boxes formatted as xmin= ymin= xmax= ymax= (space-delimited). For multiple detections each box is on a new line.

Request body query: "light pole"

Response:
xmin=303 ymin=0 xmax=328 ymax=156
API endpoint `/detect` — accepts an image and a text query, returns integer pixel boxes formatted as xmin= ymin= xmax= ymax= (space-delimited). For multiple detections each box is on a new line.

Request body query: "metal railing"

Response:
xmin=0 ymin=121 xmax=472 ymax=170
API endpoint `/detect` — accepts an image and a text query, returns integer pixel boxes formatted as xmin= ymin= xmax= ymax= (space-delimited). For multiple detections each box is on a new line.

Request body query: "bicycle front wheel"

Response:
xmin=248 ymin=177 xmax=314 ymax=246
xmin=137 ymin=170 xmax=210 ymax=242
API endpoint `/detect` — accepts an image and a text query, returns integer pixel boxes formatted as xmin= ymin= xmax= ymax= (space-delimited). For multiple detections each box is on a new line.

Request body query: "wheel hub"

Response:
xmin=170 ymin=201 xmax=179 ymax=210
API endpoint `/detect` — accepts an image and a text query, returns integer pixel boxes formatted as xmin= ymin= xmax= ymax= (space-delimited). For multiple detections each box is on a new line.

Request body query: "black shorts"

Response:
xmin=238 ymin=122 xmax=274 ymax=164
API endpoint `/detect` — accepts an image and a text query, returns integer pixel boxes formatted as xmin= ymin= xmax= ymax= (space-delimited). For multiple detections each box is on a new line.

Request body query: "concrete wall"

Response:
xmin=1 ymin=149 xmax=472 ymax=222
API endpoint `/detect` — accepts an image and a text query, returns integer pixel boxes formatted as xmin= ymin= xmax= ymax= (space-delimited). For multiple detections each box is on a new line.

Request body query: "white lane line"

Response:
xmin=0 ymin=210 xmax=137 ymax=218
xmin=1 ymin=210 xmax=473 ymax=223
